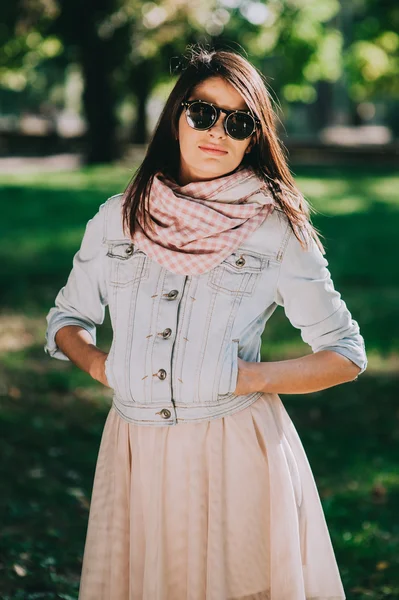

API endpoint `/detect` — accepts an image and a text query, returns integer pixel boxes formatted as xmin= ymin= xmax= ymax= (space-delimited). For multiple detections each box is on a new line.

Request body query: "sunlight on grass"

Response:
xmin=297 ymin=170 xmax=399 ymax=216
xmin=298 ymin=177 xmax=351 ymax=203
xmin=366 ymin=177 xmax=399 ymax=204
xmin=363 ymin=349 xmax=399 ymax=374
xmin=0 ymin=165 xmax=133 ymax=193
xmin=0 ymin=315 xmax=38 ymax=353
xmin=312 ymin=195 xmax=367 ymax=215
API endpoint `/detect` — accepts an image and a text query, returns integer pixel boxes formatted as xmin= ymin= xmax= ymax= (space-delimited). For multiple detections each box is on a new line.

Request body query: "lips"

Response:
xmin=199 ymin=145 xmax=228 ymax=155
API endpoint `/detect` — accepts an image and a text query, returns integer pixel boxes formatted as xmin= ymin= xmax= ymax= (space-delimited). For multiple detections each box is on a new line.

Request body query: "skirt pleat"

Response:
xmin=78 ymin=393 xmax=346 ymax=600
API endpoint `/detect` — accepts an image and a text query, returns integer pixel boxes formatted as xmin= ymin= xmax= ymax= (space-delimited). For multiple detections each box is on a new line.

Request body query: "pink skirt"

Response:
xmin=78 ymin=393 xmax=346 ymax=600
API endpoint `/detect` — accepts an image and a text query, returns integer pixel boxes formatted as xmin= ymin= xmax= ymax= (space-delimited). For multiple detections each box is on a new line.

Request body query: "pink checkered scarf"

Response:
xmin=131 ymin=166 xmax=276 ymax=275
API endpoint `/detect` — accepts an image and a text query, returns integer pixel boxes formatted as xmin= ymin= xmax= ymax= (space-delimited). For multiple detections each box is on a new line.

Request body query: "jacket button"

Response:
xmin=160 ymin=408 xmax=171 ymax=419
xmin=125 ymin=244 xmax=134 ymax=255
xmin=167 ymin=290 xmax=179 ymax=300
xmin=235 ymin=256 xmax=246 ymax=267
xmin=157 ymin=369 xmax=167 ymax=380
xmin=162 ymin=328 xmax=172 ymax=339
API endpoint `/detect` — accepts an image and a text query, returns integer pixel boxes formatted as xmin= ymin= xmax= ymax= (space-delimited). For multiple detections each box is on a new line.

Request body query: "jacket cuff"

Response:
xmin=44 ymin=316 xmax=96 ymax=361
xmin=318 ymin=344 xmax=368 ymax=376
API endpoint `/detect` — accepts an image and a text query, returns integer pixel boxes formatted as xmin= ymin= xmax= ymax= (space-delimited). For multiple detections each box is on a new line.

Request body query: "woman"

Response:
xmin=44 ymin=46 xmax=367 ymax=600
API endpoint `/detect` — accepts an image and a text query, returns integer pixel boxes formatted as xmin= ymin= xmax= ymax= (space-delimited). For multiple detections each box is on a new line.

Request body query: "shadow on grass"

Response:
xmin=0 ymin=354 xmax=112 ymax=599
xmin=1 ymin=353 xmax=399 ymax=599
xmin=285 ymin=375 xmax=399 ymax=600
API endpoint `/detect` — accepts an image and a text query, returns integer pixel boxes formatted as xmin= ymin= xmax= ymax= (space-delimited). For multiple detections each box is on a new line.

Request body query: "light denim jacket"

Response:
xmin=44 ymin=192 xmax=367 ymax=427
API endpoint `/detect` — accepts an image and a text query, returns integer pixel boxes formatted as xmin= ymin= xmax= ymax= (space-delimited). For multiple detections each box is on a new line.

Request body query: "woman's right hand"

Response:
xmin=89 ymin=351 xmax=111 ymax=388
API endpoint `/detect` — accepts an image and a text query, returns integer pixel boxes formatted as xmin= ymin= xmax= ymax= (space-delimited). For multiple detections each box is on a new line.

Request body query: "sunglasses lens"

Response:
xmin=226 ymin=113 xmax=255 ymax=140
xmin=186 ymin=102 xmax=217 ymax=130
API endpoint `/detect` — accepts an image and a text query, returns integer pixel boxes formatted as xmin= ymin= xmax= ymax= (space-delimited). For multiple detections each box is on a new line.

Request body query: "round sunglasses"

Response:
xmin=181 ymin=99 xmax=260 ymax=141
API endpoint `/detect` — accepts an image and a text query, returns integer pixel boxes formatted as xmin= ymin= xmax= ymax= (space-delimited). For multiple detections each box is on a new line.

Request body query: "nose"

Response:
xmin=208 ymin=112 xmax=226 ymax=139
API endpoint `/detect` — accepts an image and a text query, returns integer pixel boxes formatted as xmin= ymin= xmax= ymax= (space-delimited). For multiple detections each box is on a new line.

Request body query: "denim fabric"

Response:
xmin=44 ymin=193 xmax=367 ymax=427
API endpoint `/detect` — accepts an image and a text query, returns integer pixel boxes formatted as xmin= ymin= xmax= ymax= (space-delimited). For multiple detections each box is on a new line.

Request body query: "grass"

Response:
xmin=0 ymin=163 xmax=398 ymax=599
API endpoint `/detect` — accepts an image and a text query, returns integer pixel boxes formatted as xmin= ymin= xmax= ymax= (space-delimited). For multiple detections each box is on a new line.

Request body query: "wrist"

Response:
xmin=251 ymin=361 xmax=270 ymax=393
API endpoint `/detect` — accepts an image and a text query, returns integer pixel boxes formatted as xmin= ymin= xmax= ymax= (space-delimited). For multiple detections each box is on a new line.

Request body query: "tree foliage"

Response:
xmin=0 ymin=0 xmax=397 ymax=161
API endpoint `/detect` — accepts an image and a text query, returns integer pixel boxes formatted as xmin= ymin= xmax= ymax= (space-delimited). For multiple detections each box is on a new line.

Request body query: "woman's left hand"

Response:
xmin=233 ymin=357 xmax=264 ymax=395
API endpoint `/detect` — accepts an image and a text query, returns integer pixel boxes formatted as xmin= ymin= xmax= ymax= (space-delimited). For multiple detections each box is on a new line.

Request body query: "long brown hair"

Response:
xmin=122 ymin=45 xmax=325 ymax=254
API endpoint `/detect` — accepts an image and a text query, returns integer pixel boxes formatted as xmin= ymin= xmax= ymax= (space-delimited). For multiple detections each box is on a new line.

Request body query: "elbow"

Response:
xmin=339 ymin=354 xmax=367 ymax=382
xmin=318 ymin=348 xmax=367 ymax=382
xmin=332 ymin=353 xmax=364 ymax=382
xmin=316 ymin=338 xmax=367 ymax=382
xmin=347 ymin=361 xmax=363 ymax=381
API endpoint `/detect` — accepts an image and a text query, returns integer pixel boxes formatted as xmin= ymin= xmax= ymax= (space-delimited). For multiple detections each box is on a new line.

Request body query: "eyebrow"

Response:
xmin=187 ymin=97 xmax=251 ymax=113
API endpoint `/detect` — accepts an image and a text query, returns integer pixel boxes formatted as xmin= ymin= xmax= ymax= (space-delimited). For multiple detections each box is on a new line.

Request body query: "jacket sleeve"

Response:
xmin=44 ymin=202 xmax=108 ymax=361
xmin=274 ymin=228 xmax=367 ymax=376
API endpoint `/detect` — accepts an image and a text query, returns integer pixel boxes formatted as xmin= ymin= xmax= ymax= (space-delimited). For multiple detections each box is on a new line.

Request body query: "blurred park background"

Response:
xmin=0 ymin=0 xmax=398 ymax=598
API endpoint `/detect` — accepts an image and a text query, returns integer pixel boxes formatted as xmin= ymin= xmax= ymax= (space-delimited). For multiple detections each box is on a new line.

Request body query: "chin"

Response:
xmin=199 ymin=159 xmax=231 ymax=173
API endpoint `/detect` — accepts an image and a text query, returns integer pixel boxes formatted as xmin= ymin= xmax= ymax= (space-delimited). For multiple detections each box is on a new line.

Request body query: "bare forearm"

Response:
xmin=54 ymin=325 xmax=106 ymax=378
xmin=251 ymin=350 xmax=361 ymax=395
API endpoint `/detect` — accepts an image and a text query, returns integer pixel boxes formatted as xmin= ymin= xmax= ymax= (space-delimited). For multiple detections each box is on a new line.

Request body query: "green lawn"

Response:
xmin=0 ymin=164 xmax=398 ymax=599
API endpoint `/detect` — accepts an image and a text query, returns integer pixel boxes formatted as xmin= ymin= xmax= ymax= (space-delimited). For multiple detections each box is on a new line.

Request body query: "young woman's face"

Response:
xmin=177 ymin=76 xmax=255 ymax=185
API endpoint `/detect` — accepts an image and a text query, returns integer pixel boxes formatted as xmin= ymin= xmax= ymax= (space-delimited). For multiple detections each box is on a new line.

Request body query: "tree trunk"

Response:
xmin=132 ymin=88 xmax=148 ymax=144
xmin=80 ymin=38 xmax=120 ymax=164
xmin=53 ymin=0 xmax=122 ymax=164
xmin=313 ymin=80 xmax=334 ymax=131
xmin=131 ymin=60 xmax=154 ymax=144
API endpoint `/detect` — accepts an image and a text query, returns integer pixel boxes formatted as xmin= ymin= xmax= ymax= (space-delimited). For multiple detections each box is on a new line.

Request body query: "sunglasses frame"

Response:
xmin=181 ymin=99 xmax=260 ymax=141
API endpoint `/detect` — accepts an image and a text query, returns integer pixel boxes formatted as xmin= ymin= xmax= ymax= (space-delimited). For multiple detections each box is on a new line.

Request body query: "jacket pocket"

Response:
xmin=208 ymin=251 xmax=265 ymax=297
xmin=106 ymin=242 xmax=149 ymax=287
xmin=218 ymin=339 xmax=239 ymax=396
